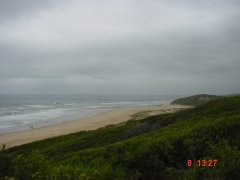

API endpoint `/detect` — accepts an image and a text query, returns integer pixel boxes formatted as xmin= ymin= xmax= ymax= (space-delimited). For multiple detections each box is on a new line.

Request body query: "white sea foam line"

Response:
xmin=64 ymin=103 xmax=75 ymax=106
xmin=101 ymin=102 xmax=146 ymax=105
xmin=100 ymin=101 xmax=167 ymax=105
xmin=0 ymin=124 xmax=15 ymax=129
xmin=0 ymin=108 xmax=68 ymax=124
xmin=82 ymin=106 xmax=112 ymax=109
xmin=22 ymin=105 xmax=50 ymax=108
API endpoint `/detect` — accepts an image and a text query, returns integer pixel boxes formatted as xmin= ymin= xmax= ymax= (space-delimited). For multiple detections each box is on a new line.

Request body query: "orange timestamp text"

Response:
xmin=187 ymin=159 xmax=218 ymax=167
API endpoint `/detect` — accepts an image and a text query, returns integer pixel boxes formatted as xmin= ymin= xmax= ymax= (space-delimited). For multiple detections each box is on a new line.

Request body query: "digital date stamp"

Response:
xmin=187 ymin=159 xmax=218 ymax=167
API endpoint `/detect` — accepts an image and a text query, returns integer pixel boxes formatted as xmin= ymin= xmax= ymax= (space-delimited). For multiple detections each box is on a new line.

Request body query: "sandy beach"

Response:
xmin=0 ymin=104 xmax=191 ymax=148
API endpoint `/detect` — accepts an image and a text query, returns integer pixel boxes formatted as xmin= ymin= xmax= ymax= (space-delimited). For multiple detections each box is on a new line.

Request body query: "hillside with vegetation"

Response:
xmin=1 ymin=96 xmax=240 ymax=179
xmin=171 ymin=94 xmax=221 ymax=106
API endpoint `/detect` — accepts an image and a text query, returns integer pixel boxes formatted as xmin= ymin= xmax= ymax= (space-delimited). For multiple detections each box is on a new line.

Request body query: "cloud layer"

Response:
xmin=0 ymin=0 xmax=240 ymax=95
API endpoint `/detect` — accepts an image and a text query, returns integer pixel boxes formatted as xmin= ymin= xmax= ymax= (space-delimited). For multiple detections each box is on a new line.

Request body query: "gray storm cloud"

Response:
xmin=0 ymin=0 xmax=240 ymax=95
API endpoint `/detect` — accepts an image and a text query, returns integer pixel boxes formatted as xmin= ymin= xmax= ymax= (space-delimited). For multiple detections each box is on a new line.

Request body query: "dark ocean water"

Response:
xmin=0 ymin=94 xmax=182 ymax=134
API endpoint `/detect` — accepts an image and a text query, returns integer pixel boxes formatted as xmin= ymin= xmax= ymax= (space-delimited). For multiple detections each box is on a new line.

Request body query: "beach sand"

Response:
xmin=0 ymin=104 xmax=191 ymax=148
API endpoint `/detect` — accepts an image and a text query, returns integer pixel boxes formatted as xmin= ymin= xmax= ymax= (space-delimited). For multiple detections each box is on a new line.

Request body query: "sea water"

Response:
xmin=0 ymin=94 xmax=181 ymax=134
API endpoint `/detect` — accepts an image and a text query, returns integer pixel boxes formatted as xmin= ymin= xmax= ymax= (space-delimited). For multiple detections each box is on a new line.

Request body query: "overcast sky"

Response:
xmin=0 ymin=0 xmax=240 ymax=95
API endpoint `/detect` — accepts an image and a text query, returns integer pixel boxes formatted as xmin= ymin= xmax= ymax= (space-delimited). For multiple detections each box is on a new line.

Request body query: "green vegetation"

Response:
xmin=1 ymin=96 xmax=240 ymax=179
xmin=171 ymin=94 xmax=221 ymax=106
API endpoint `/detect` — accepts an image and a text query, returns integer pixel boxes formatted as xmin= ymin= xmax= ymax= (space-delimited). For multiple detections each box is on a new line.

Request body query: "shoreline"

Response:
xmin=0 ymin=104 xmax=191 ymax=148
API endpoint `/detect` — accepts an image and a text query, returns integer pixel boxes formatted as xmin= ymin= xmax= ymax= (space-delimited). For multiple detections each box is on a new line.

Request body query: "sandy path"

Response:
xmin=0 ymin=104 xmax=191 ymax=148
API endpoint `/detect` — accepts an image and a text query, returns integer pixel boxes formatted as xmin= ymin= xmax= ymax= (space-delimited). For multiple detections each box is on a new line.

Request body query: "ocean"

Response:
xmin=0 ymin=94 xmax=181 ymax=134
